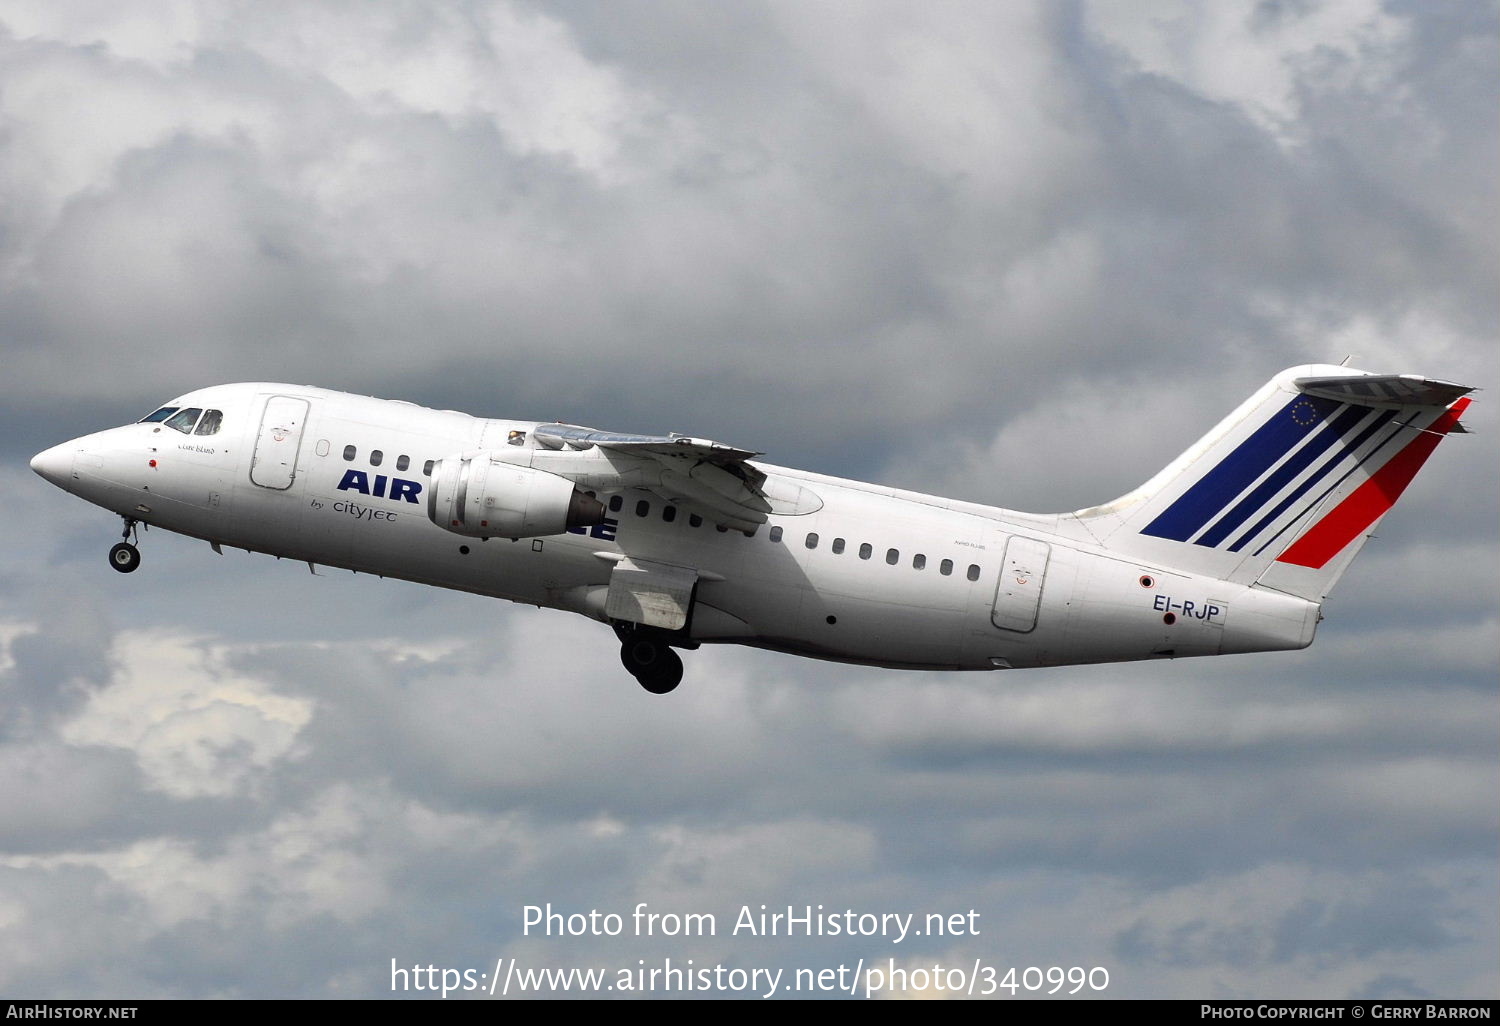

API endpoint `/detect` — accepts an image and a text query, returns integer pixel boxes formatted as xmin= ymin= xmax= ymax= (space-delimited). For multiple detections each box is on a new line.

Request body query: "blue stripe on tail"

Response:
xmin=1195 ymin=403 xmax=1371 ymax=548
xmin=1140 ymin=395 xmax=1341 ymax=543
xmin=1228 ymin=408 xmax=1397 ymax=553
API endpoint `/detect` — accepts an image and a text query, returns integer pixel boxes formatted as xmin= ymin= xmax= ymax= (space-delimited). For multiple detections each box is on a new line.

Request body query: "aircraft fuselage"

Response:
xmin=32 ymin=382 xmax=1322 ymax=684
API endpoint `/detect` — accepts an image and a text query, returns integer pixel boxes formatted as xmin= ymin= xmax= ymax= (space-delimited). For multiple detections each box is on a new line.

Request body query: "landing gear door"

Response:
xmin=992 ymin=536 xmax=1050 ymax=633
xmin=250 ymin=395 xmax=310 ymax=490
xmin=605 ymin=558 xmax=699 ymax=632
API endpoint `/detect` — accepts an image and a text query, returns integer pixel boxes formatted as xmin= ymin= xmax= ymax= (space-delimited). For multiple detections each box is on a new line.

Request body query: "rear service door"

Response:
xmin=991 ymin=535 xmax=1050 ymax=632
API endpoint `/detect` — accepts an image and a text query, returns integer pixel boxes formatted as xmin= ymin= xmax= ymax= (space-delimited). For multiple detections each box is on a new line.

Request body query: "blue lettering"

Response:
xmin=337 ymin=469 xmax=422 ymax=504
xmin=1182 ymin=600 xmax=1196 ymax=618
xmin=570 ymin=517 xmax=620 ymax=540
xmin=1153 ymin=594 xmax=1167 ymax=611
xmin=571 ymin=518 xmax=620 ymax=540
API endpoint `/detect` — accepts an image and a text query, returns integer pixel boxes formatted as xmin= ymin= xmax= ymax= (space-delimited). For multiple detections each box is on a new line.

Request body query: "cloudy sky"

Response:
xmin=1 ymin=0 xmax=1495 ymax=1000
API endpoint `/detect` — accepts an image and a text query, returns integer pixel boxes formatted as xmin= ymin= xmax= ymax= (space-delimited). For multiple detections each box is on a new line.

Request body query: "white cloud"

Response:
xmin=1087 ymin=0 xmax=1410 ymax=138
xmin=0 ymin=1 xmax=206 ymax=67
xmin=241 ymin=2 xmax=679 ymax=182
xmin=61 ymin=630 xmax=311 ymax=798
xmin=771 ymin=2 xmax=1093 ymax=200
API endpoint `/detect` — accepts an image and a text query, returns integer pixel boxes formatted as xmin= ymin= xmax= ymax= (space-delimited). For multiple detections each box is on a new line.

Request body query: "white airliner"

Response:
xmin=31 ymin=365 xmax=1472 ymax=693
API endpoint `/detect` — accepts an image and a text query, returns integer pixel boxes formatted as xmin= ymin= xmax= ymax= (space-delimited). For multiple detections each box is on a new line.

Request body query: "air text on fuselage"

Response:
xmin=336 ymin=469 xmax=422 ymax=503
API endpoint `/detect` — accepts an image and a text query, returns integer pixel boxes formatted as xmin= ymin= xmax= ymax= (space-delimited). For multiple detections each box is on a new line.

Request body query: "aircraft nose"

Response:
xmin=30 ymin=443 xmax=74 ymax=486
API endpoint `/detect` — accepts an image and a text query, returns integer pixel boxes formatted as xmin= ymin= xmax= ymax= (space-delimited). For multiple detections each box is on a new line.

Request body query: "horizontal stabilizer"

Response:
xmin=1294 ymin=374 xmax=1474 ymax=409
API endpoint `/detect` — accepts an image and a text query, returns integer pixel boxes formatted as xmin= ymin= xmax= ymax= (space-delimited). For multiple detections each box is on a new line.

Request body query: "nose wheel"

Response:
xmin=617 ymin=629 xmax=685 ymax=694
xmin=109 ymin=542 xmax=141 ymax=573
xmin=109 ymin=517 xmax=142 ymax=573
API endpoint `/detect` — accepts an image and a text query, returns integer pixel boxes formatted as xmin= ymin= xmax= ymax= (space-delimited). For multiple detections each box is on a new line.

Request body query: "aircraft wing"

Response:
xmin=530 ymin=424 xmax=817 ymax=532
xmin=533 ymin=425 xmax=762 ymax=464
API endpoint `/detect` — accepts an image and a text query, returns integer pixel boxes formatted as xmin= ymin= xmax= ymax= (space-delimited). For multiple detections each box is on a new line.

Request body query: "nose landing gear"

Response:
xmin=109 ymin=517 xmax=142 ymax=574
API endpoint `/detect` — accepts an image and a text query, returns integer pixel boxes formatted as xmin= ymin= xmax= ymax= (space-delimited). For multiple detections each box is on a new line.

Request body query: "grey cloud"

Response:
xmin=1 ymin=587 xmax=115 ymax=737
xmin=1114 ymin=870 xmax=1469 ymax=970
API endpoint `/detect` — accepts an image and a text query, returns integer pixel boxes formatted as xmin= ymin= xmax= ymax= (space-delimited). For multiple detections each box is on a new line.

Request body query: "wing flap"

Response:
xmin=605 ymin=558 xmax=698 ymax=630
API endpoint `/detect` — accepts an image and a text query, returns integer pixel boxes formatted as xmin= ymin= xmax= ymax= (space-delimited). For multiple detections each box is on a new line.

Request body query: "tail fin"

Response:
xmin=1071 ymin=365 xmax=1474 ymax=602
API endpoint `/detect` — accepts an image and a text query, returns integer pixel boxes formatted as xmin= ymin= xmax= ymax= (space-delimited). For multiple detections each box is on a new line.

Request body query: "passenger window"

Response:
xmin=859 ymin=543 xmax=872 ymax=560
xmin=636 ymin=500 xmax=650 ymax=517
xmin=370 ymin=450 xmax=383 ymax=467
xmin=397 ymin=455 xmax=410 ymax=472
xmin=940 ymin=559 xmax=953 ymax=576
xmin=689 ymin=514 xmax=703 ymax=528
xmin=608 ymin=495 xmax=624 ymax=513
xmin=805 ymin=533 xmax=819 ymax=549
xmin=663 ymin=505 xmax=677 ymax=523
xmin=194 ymin=409 xmax=223 ymax=435
xmin=913 ymin=554 xmax=926 ymax=570
xmin=967 ymin=564 xmax=981 ymax=581
xmin=742 ymin=528 xmax=756 ymax=538
xmin=344 ymin=445 xmax=357 ymax=461
xmin=423 ymin=460 xmax=434 ymax=476
xmin=139 ymin=406 xmax=179 ymax=424
xmin=886 ymin=548 xmax=899 ymax=565
xmin=769 ymin=526 xmax=783 ymax=543
xmin=832 ymin=538 xmax=845 ymax=554
xmin=164 ymin=408 xmax=202 ymax=434
xmin=716 ymin=524 xmax=728 ymax=533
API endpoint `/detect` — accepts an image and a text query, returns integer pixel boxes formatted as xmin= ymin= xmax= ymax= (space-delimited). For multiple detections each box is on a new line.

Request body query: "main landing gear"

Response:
xmin=109 ymin=517 xmax=142 ymax=574
xmin=615 ymin=624 xmax=685 ymax=695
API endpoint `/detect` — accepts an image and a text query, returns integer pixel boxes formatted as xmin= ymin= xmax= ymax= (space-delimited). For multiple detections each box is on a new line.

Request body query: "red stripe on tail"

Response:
xmin=1275 ymin=397 xmax=1470 ymax=570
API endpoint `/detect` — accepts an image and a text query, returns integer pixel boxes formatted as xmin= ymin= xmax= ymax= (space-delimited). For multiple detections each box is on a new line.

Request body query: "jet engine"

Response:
xmin=426 ymin=455 xmax=605 ymax=538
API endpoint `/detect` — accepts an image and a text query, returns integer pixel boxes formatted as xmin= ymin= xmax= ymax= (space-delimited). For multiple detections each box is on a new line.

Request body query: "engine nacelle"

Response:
xmin=426 ymin=456 xmax=605 ymax=538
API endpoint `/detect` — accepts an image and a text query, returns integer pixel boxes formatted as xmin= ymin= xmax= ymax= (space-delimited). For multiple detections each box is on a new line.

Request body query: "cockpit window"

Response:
xmin=140 ymin=406 xmax=179 ymax=424
xmin=163 ymin=408 xmax=203 ymax=434
xmin=194 ymin=409 xmax=223 ymax=436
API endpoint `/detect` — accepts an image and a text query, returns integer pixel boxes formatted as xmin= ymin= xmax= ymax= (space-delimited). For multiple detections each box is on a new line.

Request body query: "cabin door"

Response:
xmin=991 ymin=535 xmax=1050 ymax=633
xmin=250 ymin=396 xmax=309 ymax=490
